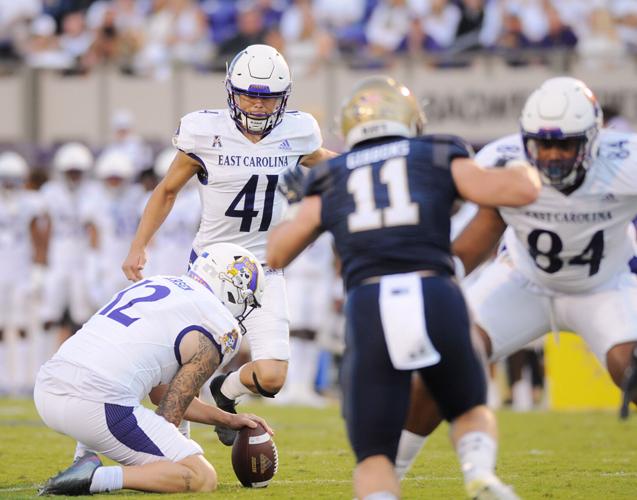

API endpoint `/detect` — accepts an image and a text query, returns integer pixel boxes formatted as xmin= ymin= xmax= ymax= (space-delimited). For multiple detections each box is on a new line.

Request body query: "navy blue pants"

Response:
xmin=341 ymin=276 xmax=486 ymax=463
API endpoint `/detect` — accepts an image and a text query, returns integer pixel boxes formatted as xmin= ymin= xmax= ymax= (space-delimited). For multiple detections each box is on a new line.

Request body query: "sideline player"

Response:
xmin=36 ymin=243 xmax=272 ymax=495
xmin=85 ymin=151 xmax=144 ymax=308
xmin=267 ymin=76 xmax=540 ymax=500
xmin=395 ymin=76 xmax=637 ymax=478
xmin=122 ymin=44 xmax=336 ymax=445
xmin=143 ymin=147 xmax=201 ymax=277
xmin=40 ymin=143 xmax=97 ymax=349
xmin=0 ymin=152 xmax=48 ymax=394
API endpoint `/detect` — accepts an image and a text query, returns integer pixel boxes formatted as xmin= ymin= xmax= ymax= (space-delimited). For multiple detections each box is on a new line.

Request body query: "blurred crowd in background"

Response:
xmin=1 ymin=0 xmax=636 ymax=78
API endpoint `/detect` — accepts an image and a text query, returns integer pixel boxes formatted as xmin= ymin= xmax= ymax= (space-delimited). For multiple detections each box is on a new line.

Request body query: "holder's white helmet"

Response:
xmin=188 ymin=243 xmax=265 ymax=330
xmin=225 ymin=44 xmax=292 ymax=137
xmin=0 ymin=151 xmax=29 ymax=181
xmin=520 ymin=77 xmax=602 ymax=191
xmin=95 ymin=150 xmax=135 ymax=180
xmin=153 ymin=147 xmax=176 ymax=178
xmin=53 ymin=142 xmax=94 ymax=172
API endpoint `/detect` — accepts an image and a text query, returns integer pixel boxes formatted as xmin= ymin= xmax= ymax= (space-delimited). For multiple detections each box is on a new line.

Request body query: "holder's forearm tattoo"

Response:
xmin=157 ymin=333 xmax=219 ymax=426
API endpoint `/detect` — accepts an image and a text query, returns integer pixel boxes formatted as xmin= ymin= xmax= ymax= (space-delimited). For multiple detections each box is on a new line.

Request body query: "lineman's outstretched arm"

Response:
xmin=452 ymin=206 xmax=507 ymax=276
xmin=122 ymin=151 xmax=199 ymax=281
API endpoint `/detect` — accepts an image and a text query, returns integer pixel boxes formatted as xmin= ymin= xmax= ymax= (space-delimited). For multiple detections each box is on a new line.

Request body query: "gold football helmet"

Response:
xmin=340 ymin=76 xmax=426 ymax=148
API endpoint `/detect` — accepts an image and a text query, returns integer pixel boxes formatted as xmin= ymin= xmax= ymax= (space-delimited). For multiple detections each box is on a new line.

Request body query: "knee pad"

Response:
xmin=252 ymin=372 xmax=279 ymax=398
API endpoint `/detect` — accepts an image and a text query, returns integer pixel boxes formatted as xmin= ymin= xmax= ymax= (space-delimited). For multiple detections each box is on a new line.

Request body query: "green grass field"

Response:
xmin=1 ymin=398 xmax=636 ymax=499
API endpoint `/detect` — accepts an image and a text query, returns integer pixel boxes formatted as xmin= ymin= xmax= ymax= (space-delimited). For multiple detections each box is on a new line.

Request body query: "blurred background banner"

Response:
xmin=1 ymin=63 xmax=636 ymax=147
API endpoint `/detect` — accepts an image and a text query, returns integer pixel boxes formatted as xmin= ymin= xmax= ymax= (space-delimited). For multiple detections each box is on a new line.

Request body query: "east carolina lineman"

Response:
xmin=467 ymin=77 xmax=637 ymax=417
xmin=395 ymin=77 xmax=637 ymax=478
xmin=122 ymin=44 xmax=336 ymax=445
xmin=36 ymin=243 xmax=272 ymax=496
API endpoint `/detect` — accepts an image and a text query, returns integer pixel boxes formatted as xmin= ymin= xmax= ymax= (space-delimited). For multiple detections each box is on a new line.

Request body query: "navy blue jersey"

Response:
xmin=305 ymin=135 xmax=472 ymax=290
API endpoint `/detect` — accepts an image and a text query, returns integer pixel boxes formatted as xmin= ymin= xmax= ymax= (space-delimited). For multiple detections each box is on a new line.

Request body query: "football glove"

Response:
xmin=278 ymin=165 xmax=308 ymax=205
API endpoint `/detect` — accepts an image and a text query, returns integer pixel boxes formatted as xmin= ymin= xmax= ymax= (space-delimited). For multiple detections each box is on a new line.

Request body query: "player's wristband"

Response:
xmin=452 ymin=256 xmax=465 ymax=281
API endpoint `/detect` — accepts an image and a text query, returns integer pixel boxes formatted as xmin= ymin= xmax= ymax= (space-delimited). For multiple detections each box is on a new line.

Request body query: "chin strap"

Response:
xmin=252 ymin=372 xmax=278 ymax=398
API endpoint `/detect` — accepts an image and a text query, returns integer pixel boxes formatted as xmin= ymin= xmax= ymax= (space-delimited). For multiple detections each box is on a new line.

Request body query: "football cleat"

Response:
xmin=210 ymin=372 xmax=238 ymax=446
xmin=39 ymin=452 xmax=102 ymax=496
xmin=466 ymin=475 xmax=520 ymax=500
xmin=620 ymin=347 xmax=637 ymax=420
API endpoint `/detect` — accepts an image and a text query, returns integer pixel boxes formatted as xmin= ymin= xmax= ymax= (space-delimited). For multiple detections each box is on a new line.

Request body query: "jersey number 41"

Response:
xmin=225 ymin=174 xmax=278 ymax=232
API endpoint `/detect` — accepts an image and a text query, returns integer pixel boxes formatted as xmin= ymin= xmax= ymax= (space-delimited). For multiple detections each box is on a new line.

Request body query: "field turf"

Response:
xmin=1 ymin=398 xmax=636 ymax=499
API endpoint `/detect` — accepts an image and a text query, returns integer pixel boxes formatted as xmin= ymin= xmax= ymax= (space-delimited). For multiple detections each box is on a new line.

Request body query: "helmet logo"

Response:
xmin=220 ymin=256 xmax=260 ymax=302
xmin=219 ymin=329 xmax=240 ymax=355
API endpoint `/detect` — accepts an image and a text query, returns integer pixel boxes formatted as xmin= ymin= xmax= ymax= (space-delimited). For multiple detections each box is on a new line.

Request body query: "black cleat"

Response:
xmin=620 ymin=348 xmax=637 ymax=420
xmin=39 ymin=452 xmax=102 ymax=496
xmin=210 ymin=372 xmax=238 ymax=446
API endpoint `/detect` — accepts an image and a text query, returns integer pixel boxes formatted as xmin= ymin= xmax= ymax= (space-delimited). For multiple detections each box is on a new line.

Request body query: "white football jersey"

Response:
xmin=0 ymin=189 xmax=45 ymax=277
xmin=83 ymin=183 xmax=145 ymax=305
xmin=475 ymin=129 xmax=637 ymax=293
xmin=145 ymin=185 xmax=201 ymax=276
xmin=173 ymin=108 xmax=322 ymax=262
xmin=41 ymin=179 xmax=99 ymax=268
xmin=38 ymin=275 xmax=241 ymax=406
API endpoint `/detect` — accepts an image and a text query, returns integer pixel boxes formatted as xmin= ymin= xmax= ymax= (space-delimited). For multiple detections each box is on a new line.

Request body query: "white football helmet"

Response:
xmin=225 ymin=44 xmax=292 ymax=137
xmin=188 ymin=243 xmax=265 ymax=330
xmin=153 ymin=147 xmax=176 ymax=178
xmin=53 ymin=142 xmax=94 ymax=173
xmin=95 ymin=150 xmax=135 ymax=180
xmin=0 ymin=151 xmax=29 ymax=182
xmin=520 ymin=77 xmax=602 ymax=191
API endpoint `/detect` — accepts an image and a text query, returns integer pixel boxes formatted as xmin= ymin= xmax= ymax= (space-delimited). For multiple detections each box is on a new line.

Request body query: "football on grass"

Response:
xmin=231 ymin=422 xmax=278 ymax=488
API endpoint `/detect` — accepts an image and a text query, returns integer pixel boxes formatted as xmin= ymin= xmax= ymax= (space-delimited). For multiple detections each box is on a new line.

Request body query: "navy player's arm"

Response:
xmin=300 ymin=147 xmax=338 ymax=167
xmin=452 ymin=207 xmax=506 ymax=275
xmin=266 ymin=195 xmax=323 ymax=268
xmin=122 ymin=151 xmax=200 ymax=281
xmin=451 ymin=158 xmax=541 ymax=207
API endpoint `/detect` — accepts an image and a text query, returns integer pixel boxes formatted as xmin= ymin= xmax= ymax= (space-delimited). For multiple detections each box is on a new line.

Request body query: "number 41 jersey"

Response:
xmin=476 ymin=129 xmax=637 ymax=294
xmin=174 ymin=109 xmax=322 ymax=262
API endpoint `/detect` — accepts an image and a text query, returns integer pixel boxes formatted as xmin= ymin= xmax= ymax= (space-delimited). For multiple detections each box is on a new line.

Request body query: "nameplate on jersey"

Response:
xmin=217 ymin=154 xmax=290 ymax=168
xmin=379 ymin=273 xmax=441 ymax=370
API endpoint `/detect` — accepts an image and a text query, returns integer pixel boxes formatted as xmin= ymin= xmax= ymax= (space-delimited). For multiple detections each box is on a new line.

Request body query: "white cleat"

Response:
xmin=466 ymin=475 xmax=520 ymax=500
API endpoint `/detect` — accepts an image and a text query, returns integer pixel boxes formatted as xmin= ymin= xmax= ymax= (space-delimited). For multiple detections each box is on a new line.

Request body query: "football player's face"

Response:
xmin=533 ymin=138 xmax=579 ymax=162
xmin=237 ymin=94 xmax=280 ymax=115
